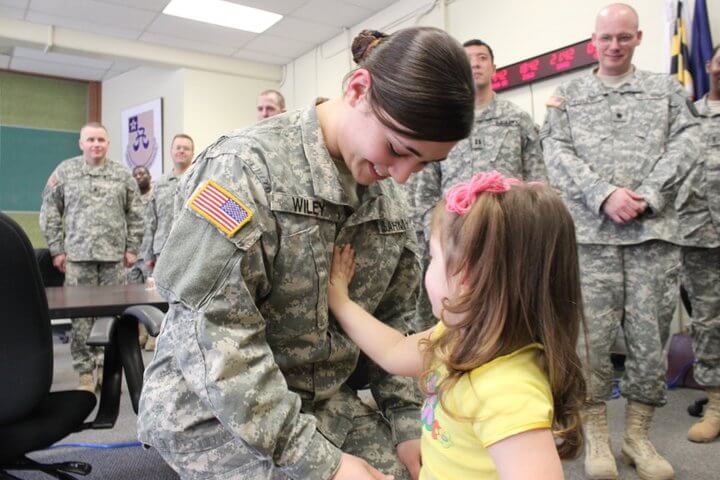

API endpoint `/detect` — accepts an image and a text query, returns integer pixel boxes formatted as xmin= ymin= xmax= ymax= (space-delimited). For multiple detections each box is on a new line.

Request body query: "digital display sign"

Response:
xmin=492 ymin=39 xmax=599 ymax=92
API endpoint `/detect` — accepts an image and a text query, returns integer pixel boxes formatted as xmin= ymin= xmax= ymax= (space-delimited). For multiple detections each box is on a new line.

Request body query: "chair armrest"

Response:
xmin=121 ymin=305 xmax=163 ymax=337
xmin=86 ymin=317 xmax=116 ymax=346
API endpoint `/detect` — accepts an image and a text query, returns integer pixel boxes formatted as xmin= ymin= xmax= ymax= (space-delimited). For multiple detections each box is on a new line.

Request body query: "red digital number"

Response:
xmin=586 ymin=41 xmax=598 ymax=59
xmin=519 ymin=59 xmax=539 ymax=80
xmin=492 ymin=69 xmax=509 ymax=89
xmin=551 ymin=47 xmax=575 ymax=71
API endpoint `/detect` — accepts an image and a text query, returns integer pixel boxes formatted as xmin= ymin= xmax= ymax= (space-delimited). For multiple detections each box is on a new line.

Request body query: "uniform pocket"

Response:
xmin=266 ymin=224 xmax=328 ymax=339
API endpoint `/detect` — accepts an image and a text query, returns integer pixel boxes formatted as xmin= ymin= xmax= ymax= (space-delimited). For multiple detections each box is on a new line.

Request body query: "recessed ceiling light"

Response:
xmin=163 ymin=0 xmax=282 ymax=33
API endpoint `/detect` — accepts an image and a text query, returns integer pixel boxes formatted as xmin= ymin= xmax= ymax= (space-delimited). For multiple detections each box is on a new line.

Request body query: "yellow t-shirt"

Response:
xmin=420 ymin=323 xmax=553 ymax=480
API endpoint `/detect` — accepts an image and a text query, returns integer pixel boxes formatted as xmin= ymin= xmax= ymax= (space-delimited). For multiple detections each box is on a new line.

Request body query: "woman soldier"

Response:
xmin=138 ymin=27 xmax=474 ymax=480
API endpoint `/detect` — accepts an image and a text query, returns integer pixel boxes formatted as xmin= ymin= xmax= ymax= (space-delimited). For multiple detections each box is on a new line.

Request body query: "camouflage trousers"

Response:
xmin=682 ymin=246 xmax=720 ymax=387
xmin=65 ymin=261 xmax=125 ymax=374
xmin=155 ymin=391 xmax=412 ymax=480
xmin=578 ymin=241 xmax=680 ymax=407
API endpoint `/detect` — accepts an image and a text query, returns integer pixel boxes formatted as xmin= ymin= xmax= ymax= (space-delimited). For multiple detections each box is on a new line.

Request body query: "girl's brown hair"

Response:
xmin=351 ymin=27 xmax=474 ymax=142
xmin=422 ymin=183 xmax=586 ymax=458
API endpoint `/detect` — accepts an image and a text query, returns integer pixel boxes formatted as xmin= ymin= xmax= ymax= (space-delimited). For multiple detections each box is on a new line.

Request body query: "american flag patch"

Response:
xmin=188 ymin=180 xmax=253 ymax=237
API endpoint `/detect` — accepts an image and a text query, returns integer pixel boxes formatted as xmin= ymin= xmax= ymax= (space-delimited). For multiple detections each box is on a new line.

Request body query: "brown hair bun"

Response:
xmin=351 ymin=29 xmax=388 ymax=65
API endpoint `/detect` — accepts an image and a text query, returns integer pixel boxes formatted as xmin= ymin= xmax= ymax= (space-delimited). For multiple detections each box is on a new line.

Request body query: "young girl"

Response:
xmin=329 ymin=171 xmax=586 ymax=480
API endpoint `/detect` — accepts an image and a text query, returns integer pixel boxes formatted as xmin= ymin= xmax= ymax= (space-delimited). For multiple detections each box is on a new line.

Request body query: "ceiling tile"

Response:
xmin=139 ymin=32 xmax=237 ymax=56
xmin=341 ymin=0 xmax=395 ymax=10
xmin=0 ymin=0 xmax=28 ymax=8
xmin=10 ymin=56 xmax=107 ymax=80
xmin=242 ymin=33 xmax=313 ymax=59
xmin=264 ymin=16 xmax=341 ymax=44
xmin=145 ymin=14 xmax=255 ymax=48
xmin=291 ymin=0 xmax=372 ymax=28
xmin=0 ymin=53 xmax=10 ymax=69
xmin=93 ymin=0 xmax=170 ymax=12
xmin=225 ymin=0 xmax=309 ymax=16
xmin=25 ymin=11 xmax=144 ymax=40
xmin=13 ymin=46 xmax=115 ymax=69
xmin=0 ymin=5 xmax=25 ymax=18
xmin=28 ymin=0 xmax=157 ymax=30
xmin=233 ymin=49 xmax=292 ymax=65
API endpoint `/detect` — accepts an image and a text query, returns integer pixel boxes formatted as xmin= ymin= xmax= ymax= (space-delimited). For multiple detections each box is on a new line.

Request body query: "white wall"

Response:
xmin=103 ymin=67 xmax=279 ymax=174
xmin=102 ymin=67 xmax=184 ymax=174
xmin=281 ymin=0 xmax=720 ymax=123
xmin=181 ymin=69 xmax=277 ymax=155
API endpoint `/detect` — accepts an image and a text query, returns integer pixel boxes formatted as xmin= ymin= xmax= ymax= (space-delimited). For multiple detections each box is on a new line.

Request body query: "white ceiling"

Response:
xmin=0 ymin=0 xmax=397 ymax=81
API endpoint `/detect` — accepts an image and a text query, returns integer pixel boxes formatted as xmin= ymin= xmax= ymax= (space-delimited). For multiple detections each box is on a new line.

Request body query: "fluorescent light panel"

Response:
xmin=163 ymin=0 xmax=282 ymax=34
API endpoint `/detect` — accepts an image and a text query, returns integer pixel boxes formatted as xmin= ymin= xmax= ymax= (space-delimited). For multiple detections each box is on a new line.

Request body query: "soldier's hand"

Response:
xmin=52 ymin=253 xmax=67 ymax=273
xmin=602 ymin=188 xmax=646 ymax=224
xmin=396 ymin=439 xmax=421 ymax=480
xmin=328 ymin=245 xmax=356 ymax=311
xmin=332 ymin=453 xmax=394 ymax=480
xmin=124 ymin=251 xmax=138 ymax=268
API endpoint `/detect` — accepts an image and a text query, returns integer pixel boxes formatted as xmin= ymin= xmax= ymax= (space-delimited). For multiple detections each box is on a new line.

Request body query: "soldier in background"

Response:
xmin=541 ymin=4 xmax=699 ymax=479
xmin=677 ymin=44 xmax=720 ymax=444
xmin=40 ymin=122 xmax=144 ymax=392
xmin=410 ymin=38 xmax=545 ymax=331
xmin=142 ymin=134 xmax=194 ymax=350
xmin=256 ymin=89 xmax=286 ymax=120
xmin=137 ymin=27 xmax=474 ymax=480
xmin=128 ymin=165 xmax=153 ymax=285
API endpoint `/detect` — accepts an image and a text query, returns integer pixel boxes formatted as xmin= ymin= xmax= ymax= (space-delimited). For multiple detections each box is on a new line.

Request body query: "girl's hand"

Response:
xmin=328 ymin=244 xmax=356 ymax=311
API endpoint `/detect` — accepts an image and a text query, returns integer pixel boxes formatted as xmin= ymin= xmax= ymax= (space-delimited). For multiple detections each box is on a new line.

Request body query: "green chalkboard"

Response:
xmin=0 ymin=126 xmax=80 ymax=211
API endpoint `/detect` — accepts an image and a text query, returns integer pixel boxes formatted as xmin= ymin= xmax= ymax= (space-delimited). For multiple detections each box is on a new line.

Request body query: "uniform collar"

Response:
xmin=475 ymin=94 xmax=500 ymax=121
xmin=300 ymin=106 xmax=354 ymax=206
xmin=81 ymin=156 xmax=110 ymax=175
xmin=697 ymin=95 xmax=720 ymax=118
xmin=589 ymin=66 xmax=644 ymax=94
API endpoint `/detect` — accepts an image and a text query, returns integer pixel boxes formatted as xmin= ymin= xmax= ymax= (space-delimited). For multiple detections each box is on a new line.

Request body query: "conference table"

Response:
xmin=45 ymin=283 xmax=168 ymax=319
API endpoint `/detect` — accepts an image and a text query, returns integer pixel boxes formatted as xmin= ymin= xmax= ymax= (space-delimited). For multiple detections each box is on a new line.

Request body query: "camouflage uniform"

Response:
xmin=128 ymin=189 xmax=154 ymax=284
xmin=137 ymin=107 xmax=422 ymax=479
xmin=145 ymin=173 xmax=181 ymax=262
xmin=541 ymin=70 xmax=699 ymax=406
xmin=39 ymin=155 xmax=144 ymax=374
xmin=410 ymin=96 xmax=546 ymax=330
xmin=676 ymin=96 xmax=720 ymax=387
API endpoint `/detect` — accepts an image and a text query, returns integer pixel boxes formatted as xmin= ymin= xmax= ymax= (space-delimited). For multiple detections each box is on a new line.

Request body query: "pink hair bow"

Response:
xmin=445 ymin=171 xmax=523 ymax=215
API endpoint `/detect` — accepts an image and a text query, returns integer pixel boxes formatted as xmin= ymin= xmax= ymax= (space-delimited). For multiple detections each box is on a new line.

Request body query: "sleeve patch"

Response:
xmin=545 ymin=96 xmax=566 ymax=108
xmin=188 ymin=180 xmax=253 ymax=237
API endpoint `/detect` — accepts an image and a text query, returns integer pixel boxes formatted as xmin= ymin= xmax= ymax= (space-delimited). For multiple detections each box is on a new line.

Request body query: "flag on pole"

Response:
xmin=670 ymin=0 xmax=694 ymax=98
xmin=690 ymin=0 xmax=714 ymax=99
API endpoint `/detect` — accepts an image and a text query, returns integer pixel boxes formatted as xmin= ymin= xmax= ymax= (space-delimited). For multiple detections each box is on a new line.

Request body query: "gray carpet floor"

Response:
xmin=12 ymin=334 xmax=720 ymax=479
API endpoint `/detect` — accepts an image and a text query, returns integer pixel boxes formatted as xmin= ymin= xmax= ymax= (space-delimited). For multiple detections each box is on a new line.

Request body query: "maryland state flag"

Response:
xmin=670 ymin=0 xmax=694 ymax=98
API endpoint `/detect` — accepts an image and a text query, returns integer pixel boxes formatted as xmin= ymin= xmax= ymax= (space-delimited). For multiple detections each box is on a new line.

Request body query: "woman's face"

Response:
xmin=338 ymin=70 xmax=458 ymax=186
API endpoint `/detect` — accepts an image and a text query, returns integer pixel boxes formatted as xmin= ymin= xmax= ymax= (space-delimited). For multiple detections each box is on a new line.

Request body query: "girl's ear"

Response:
xmin=344 ymin=68 xmax=372 ymax=108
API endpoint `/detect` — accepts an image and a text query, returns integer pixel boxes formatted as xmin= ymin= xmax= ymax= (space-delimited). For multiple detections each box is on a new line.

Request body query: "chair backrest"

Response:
xmin=35 ymin=248 xmax=65 ymax=287
xmin=0 ymin=212 xmax=53 ymax=424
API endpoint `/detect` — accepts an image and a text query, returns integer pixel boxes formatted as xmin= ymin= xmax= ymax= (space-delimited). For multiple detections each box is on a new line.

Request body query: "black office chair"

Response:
xmin=0 ymin=212 xmax=96 ymax=479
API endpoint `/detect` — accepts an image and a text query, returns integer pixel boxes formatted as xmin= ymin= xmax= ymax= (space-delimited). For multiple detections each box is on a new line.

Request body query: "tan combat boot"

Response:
xmin=145 ymin=336 xmax=156 ymax=351
xmin=581 ymin=402 xmax=618 ymax=479
xmin=138 ymin=324 xmax=148 ymax=348
xmin=621 ymin=401 xmax=674 ymax=480
xmin=687 ymin=387 xmax=720 ymax=442
xmin=77 ymin=372 xmax=96 ymax=393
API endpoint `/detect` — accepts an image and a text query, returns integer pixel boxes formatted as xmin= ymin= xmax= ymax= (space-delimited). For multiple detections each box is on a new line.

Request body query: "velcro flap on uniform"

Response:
xmin=269 ymin=192 xmax=345 ymax=222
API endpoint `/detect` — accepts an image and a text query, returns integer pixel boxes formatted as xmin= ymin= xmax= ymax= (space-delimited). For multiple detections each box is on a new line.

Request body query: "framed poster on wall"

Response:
xmin=121 ymin=98 xmax=163 ymax=179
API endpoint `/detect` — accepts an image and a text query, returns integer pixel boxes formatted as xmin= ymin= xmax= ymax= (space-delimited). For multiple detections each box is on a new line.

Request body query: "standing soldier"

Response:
xmin=411 ymin=38 xmax=545 ymax=330
xmin=541 ymin=4 xmax=699 ymax=479
xmin=678 ymin=44 xmax=720 ymax=444
xmin=137 ymin=27 xmax=474 ymax=480
xmin=129 ymin=165 xmax=153 ymax=285
xmin=40 ymin=122 xmax=144 ymax=392
xmin=142 ymin=134 xmax=194 ymax=350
